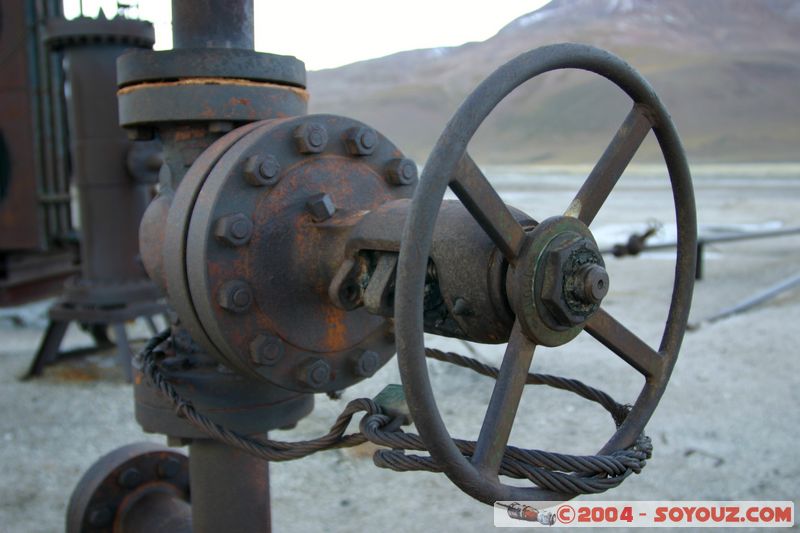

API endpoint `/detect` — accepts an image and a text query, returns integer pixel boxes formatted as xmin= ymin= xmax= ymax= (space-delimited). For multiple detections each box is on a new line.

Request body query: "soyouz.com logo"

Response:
xmin=493 ymin=501 xmax=795 ymax=527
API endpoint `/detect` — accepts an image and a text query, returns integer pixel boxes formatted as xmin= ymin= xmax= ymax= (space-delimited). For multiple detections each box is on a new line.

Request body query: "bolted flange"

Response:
xmin=66 ymin=442 xmax=190 ymax=533
xmin=217 ymin=280 xmax=253 ymax=313
xmin=294 ymin=122 xmax=328 ymax=154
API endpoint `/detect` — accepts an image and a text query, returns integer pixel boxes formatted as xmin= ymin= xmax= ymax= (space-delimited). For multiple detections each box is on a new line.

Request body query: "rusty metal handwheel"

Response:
xmin=395 ymin=43 xmax=697 ymax=504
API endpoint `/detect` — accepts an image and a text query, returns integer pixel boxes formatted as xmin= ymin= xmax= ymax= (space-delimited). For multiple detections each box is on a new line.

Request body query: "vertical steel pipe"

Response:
xmin=189 ymin=439 xmax=271 ymax=533
xmin=171 ymin=0 xmax=255 ymax=49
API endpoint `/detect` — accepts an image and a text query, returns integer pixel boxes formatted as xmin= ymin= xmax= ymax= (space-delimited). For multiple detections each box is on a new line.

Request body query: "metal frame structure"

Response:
xmin=26 ymin=12 xmax=166 ymax=381
xmin=0 ymin=0 xmax=77 ymax=306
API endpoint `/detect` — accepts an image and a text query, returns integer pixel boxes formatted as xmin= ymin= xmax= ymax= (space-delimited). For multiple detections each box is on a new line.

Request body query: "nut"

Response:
xmin=250 ymin=334 xmax=284 ymax=366
xmin=386 ymin=158 xmax=418 ymax=185
xmin=298 ymin=358 xmax=331 ymax=388
xmin=294 ymin=122 xmax=328 ymax=154
xmin=540 ymin=236 xmax=605 ymax=327
xmin=157 ymin=458 xmax=182 ymax=479
xmin=354 ymin=350 xmax=380 ymax=377
xmin=345 ymin=126 xmax=378 ymax=155
xmin=88 ymin=506 xmax=113 ymax=527
xmin=306 ymin=193 xmax=336 ymax=222
xmin=117 ymin=468 xmax=142 ymax=489
xmin=243 ymin=154 xmax=281 ymax=186
xmin=214 ymin=213 xmax=253 ymax=246
xmin=217 ymin=280 xmax=253 ymax=313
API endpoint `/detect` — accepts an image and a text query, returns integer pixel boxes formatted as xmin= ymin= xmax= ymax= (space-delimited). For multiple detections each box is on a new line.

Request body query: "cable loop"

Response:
xmin=136 ymin=330 xmax=651 ymax=495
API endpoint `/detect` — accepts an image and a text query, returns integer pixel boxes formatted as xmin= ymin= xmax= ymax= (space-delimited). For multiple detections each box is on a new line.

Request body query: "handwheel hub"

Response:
xmin=510 ymin=216 xmax=606 ymax=346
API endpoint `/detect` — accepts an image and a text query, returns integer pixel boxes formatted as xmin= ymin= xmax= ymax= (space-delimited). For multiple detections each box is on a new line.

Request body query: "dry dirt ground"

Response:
xmin=0 ymin=165 xmax=798 ymax=532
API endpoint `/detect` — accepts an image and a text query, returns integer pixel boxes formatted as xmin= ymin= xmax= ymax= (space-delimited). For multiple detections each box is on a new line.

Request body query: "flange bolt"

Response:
xmin=354 ymin=350 xmax=379 ymax=377
xmin=386 ymin=158 xmax=418 ymax=185
xmin=214 ymin=213 xmax=253 ymax=246
xmin=157 ymin=458 xmax=182 ymax=479
xmin=299 ymin=358 xmax=331 ymax=388
xmin=88 ymin=506 xmax=113 ymax=527
xmin=117 ymin=468 xmax=142 ymax=489
xmin=243 ymin=154 xmax=281 ymax=187
xmin=307 ymin=193 xmax=336 ymax=222
xmin=294 ymin=122 xmax=328 ymax=154
xmin=345 ymin=126 xmax=378 ymax=155
xmin=250 ymin=334 xmax=285 ymax=366
xmin=218 ymin=280 xmax=253 ymax=313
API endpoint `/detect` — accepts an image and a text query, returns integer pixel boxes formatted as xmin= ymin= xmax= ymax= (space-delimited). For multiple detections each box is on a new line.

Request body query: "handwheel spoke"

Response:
xmin=471 ymin=321 xmax=536 ymax=475
xmin=565 ymin=104 xmax=653 ymax=225
xmin=450 ymin=153 xmax=527 ymax=263
xmin=585 ymin=308 xmax=664 ymax=378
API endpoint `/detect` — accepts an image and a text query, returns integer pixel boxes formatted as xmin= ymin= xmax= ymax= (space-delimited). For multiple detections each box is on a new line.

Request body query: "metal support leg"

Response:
xmin=695 ymin=241 xmax=704 ymax=280
xmin=111 ymin=322 xmax=133 ymax=382
xmin=189 ymin=439 xmax=271 ymax=533
xmin=144 ymin=315 xmax=159 ymax=336
xmin=25 ymin=320 xmax=69 ymax=378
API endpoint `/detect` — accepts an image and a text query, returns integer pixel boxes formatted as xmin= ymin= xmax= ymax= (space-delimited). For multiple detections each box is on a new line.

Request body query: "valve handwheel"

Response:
xmin=395 ymin=43 xmax=697 ymax=504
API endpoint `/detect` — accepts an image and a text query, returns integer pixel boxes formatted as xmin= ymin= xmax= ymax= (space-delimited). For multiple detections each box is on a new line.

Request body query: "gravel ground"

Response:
xmin=1 ymin=166 xmax=798 ymax=532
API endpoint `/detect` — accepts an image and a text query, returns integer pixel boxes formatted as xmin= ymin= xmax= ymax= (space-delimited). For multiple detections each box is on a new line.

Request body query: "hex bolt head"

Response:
xmin=299 ymin=358 xmax=331 ymax=388
xmin=294 ymin=122 xmax=328 ymax=154
xmin=386 ymin=158 xmax=418 ymax=185
xmin=214 ymin=213 xmax=253 ymax=246
xmin=354 ymin=350 xmax=380 ymax=377
xmin=250 ymin=334 xmax=285 ymax=366
xmin=576 ymin=263 xmax=610 ymax=304
xmin=117 ymin=468 xmax=143 ymax=489
xmin=157 ymin=458 xmax=182 ymax=479
xmin=306 ymin=193 xmax=336 ymax=222
xmin=243 ymin=154 xmax=281 ymax=186
xmin=217 ymin=280 xmax=253 ymax=313
xmin=88 ymin=506 xmax=113 ymax=527
xmin=345 ymin=126 xmax=378 ymax=155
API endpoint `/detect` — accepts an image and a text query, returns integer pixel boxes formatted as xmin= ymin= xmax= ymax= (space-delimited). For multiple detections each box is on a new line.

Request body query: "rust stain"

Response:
xmin=48 ymin=366 xmax=101 ymax=382
xmin=322 ymin=305 xmax=349 ymax=352
xmin=118 ymin=78 xmax=309 ymax=100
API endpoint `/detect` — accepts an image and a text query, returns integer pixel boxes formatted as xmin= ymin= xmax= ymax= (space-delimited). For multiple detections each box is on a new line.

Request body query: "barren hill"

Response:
xmin=308 ymin=0 xmax=800 ymax=164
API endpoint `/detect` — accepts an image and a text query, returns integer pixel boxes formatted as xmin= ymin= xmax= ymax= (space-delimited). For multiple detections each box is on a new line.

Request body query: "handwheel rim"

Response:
xmin=395 ymin=43 xmax=696 ymax=504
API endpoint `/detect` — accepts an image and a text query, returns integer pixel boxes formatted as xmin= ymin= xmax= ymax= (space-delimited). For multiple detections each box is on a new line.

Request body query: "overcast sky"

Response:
xmin=63 ymin=0 xmax=550 ymax=70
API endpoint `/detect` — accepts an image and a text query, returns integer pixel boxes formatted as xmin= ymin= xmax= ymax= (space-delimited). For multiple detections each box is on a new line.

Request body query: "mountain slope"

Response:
xmin=308 ymin=0 xmax=800 ymax=164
